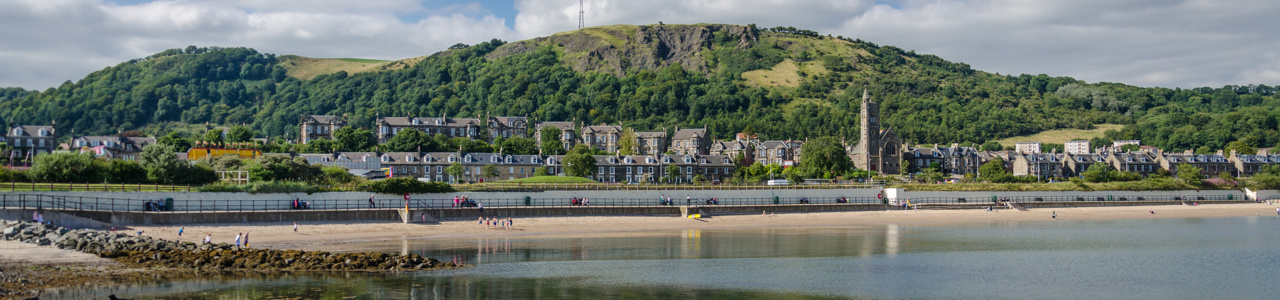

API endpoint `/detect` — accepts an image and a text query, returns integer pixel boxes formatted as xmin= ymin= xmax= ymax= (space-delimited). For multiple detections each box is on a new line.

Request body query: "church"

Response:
xmin=849 ymin=90 xmax=903 ymax=175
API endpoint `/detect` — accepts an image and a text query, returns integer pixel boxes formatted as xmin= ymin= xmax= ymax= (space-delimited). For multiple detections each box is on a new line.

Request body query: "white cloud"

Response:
xmin=0 ymin=0 xmax=517 ymax=89
xmin=2 ymin=0 xmax=1278 ymax=90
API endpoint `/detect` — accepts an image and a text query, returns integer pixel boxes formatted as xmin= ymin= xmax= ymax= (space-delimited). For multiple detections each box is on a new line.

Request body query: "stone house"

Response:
xmin=756 ymin=140 xmax=801 ymax=166
xmin=710 ymin=140 xmax=750 ymax=159
xmin=1063 ymin=152 xmax=1109 ymax=177
xmin=5 ymin=125 xmax=56 ymax=163
xmin=1229 ymin=149 xmax=1280 ymax=177
xmin=1012 ymin=153 xmax=1065 ymax=179
xmin=375 ymin=116 xmax=484 ymax=144
xmin=634 ymin=131 xmax=667 ymax=155
xmin=299 ymin=115 xmax=346 ymax=144
xmin=670 ymin=127 xmax=710 ymax=155
xmin=580 ymin=124 xmax=623 ymax=153
xmin=533 ymin=122 xmax=576 ymax=151
xmin=1157 ymin=150 xmax=1232 ymax=178
xmin=1105 ymin=151 xmax=1161 ymax=177
xmin=486 ymin=117 xmax=528 ymax=142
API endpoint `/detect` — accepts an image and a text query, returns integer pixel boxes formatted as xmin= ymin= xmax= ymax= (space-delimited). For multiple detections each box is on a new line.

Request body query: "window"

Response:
xmin=436 ymin=166 xmax=442 ymax=173
xmin=610 ymin=167 xmax=615 ymax=174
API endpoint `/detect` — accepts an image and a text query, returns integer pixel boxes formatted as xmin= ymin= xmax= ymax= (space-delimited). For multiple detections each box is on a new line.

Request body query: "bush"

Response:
xmin=360 ymin=177 xmax=455 ymax=195
xmin=198 ymin=181 xmax=319 ymax=194
xmin=29 ymin=152 xmax=103 ymax=183
xmin=0 ymin=168 xmax=28 ymax=182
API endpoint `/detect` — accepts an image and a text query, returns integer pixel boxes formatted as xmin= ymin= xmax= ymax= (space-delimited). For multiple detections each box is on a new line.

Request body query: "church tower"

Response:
xmin=859 ymin=89 xmax=880 ymax=161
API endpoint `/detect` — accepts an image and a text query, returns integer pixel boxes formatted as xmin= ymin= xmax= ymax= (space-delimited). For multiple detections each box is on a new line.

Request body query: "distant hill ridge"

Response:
xmin=1 ymin=23 xmax=1277 ymax=153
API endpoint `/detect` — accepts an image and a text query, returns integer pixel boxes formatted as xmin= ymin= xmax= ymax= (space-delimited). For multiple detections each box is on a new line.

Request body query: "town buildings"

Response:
xmin=4 ymin=125 xmax=56 ymax=164
xmin=299 ymin=115 xmax=346 ymax=144
xmin=70 ymin=135 xmax=157 ymax=161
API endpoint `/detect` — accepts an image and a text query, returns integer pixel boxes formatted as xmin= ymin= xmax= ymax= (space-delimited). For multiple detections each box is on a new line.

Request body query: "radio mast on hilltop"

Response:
xmin=578 ymin=0 xmax=584 ymax=29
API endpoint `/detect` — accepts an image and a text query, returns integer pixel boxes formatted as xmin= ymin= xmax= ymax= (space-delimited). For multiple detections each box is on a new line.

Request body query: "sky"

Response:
xmin=2 ymin=0 xmax=1278 ymax=90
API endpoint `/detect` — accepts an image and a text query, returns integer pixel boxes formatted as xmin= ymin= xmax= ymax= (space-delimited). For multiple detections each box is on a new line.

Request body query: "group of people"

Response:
xmin=659 ymin=195 xmax=675 ymax=206
xmin=144 ymin=200 xmax=164 ymax=211
xmin=479 ymin=217 xmax=514 ymax=229
xmin=291 ymin=198 xmax=311 ymax=209
xmin=836 ymin=196 xmax=849 ymax=203
xmin=454 ymin=195 xmax=478 ymax=207
xmin=30 ymin=211 xmax=46 ymax=224
xmin=570 ymin=197 xmax=590 ymax=206
xmin=798 ymin=197 xmax=811 ymax=204
xmin=704 ymin=198 xmax=719 ymax=205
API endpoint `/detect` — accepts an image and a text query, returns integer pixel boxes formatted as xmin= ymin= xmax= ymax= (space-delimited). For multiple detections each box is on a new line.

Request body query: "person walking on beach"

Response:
xmin=234 ymin=233 xmax=242 ymax=249
xmin=293 ymin=222 xmax=298 ymax=232
xmin=178 ymin=227 xmax=184 ymax=237
xmin=203 ymin=233 xmax=212 ymax=244
xmin=1052 ymin=210 xmax=1057 ymax=221
xmin=243 ymin=232 xmax=250 ymax=248
xmin=369 ymin=194 xmax=376 ymax=208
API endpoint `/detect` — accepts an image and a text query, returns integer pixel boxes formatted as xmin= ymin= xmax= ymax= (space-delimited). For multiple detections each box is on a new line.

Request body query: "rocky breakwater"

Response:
xmin=2 ymin=220 xmax=458 ymax=272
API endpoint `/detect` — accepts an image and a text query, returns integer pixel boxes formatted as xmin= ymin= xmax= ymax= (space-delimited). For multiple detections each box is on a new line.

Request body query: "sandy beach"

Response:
xmin=123 ymin=202 xmax=1280 ymax=251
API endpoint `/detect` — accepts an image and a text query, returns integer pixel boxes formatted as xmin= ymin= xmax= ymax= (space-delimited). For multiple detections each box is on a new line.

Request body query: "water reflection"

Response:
xmin=48 ymin=217 xmax=1280 ymax=299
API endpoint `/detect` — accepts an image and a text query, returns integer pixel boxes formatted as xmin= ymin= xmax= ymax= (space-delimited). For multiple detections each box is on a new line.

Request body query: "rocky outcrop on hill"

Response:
xmin=487 ymin=24 xmax=758 ymax=76
xmin=1 ymin=221 xmax=455 ymax=272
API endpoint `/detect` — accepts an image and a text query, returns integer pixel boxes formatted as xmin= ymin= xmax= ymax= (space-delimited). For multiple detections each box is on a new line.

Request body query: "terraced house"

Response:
xmin=589 ymin=154 xmax=734 ymax=183
xmin=1064 ymin=152 xmax=1109 ymax=177
xmin=1012 ymin=153 xmax=1065 ymax=179
xmin=1106 ymin=150 xmax=1161 ymax=176
xmin=1229 ymin=149 xmax=1280 ymax=177
xmin=1157 ymin=150 xmax=1232 ymax=178
xmin=485 ymin=117 xmax=528 ymax=141
xmin=756 ymin=140 xmax=801 ymax=166
xmin=634 ymin=131 xmax=667 ymax=155
xmin=374 ymin=116 xmax=484 ymax=143
xmin=380 ymin=152 xmax=544 ymax=183
xmin=903 ymin=144 xmax=980 ymax=175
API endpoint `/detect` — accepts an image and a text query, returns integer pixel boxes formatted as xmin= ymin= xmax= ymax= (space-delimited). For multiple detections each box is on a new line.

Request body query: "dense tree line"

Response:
xmin=2 ymin=25 xmax=1280 ymax=155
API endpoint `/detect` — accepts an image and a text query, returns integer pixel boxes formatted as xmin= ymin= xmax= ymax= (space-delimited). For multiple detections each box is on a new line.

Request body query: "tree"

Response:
xmin=978 ymin=157 xmax=1008 ymax=181
xmin=666 ymin=163 xmax=682 ymax=182
xmin=563 ymin=144 xmax=598 ymax=178
xmin=533 ymin=166 xmax=550 ymax=176
xmin=445 ymin=162 xmax=465 ymax=183
xmin=1120 ymin=144 xmax=1141 ymax=152
xmin=539 ymin=126 xmax=565 ymax=155
xmin=158 ymin=131 xmax=192 ymax=151
xmin=202 ymin=129 xmax=224 ymax=145
xmin=29 ymin=152 xmax=102 ymax=183
xmin=981 ymin=141 xmax=1003 ymax=151
xmin=618 ymin=128 xmax=637 ymax=155
xmin=103 ymin=159 xmax=147 ymax=183
xmin=1225 ymin=140 xmax=1255 ymax=156
xmin=226 ymin=125 xmax=254 ymax=142
xmin=1082 ymin=162 xmax=1113 ymax=183
xmin=303 ymin=139 xmax=337 ymax=153
xmin=500 ymin=137 xmax=539 ymax=155
xmin=141 ymin=144 xmax=185 ymax=184
xmin=383 ymin=128 xmax=435 ymax=152
xmin=1176 ymin=163 xmax=1203 ymax=183
xmin=796 ymin=137 xmax=853 ymax=178
xmin=482 ymin=164 xmax=500 ymax=182
xmin=334 ymin=127 xmax=374 ymax=152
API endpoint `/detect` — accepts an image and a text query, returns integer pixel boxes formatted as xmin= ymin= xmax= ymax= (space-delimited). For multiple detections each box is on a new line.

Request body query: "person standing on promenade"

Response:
xmin=369 ymin=194 xmax=376 ymax=208
xmin=478 ymin=201 xmax=484 ymax=212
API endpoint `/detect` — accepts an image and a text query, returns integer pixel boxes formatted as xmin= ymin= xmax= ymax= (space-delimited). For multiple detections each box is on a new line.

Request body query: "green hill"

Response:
xmin=1 ymin=24 xmax=1278 ymax=153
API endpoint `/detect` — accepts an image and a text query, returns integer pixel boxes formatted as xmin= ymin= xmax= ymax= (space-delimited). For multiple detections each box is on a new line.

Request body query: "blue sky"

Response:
xmin=3 ymin=0 xmax=1279 ymax=90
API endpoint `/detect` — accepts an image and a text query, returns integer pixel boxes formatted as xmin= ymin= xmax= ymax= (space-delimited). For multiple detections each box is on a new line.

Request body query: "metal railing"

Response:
xmin=1 ymin=194 xmax=884 ymax=213
xmin=0 ymin=181 xmax=196 ymax=192
xmin=901 ymin=194 xmax=1241 ymax=204
xmin=1 ymin=193 xmax=1246 ymax=214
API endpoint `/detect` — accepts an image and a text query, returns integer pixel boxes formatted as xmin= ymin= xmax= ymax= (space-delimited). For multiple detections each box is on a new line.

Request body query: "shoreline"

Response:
xmin=127 ymin=202 xmax=1280 ymax=251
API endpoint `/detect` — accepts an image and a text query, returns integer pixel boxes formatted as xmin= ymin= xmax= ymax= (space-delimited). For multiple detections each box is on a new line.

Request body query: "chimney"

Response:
xmin=1216 ymin=150 xmax=1224 ymax=156
xmin=951 ymin=143 xmax=959 ymax=148
xmin=1230 ymin=149 xmax=1237 ymax=157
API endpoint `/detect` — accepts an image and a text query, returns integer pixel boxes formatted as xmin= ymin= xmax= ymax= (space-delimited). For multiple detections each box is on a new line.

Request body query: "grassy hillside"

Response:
xmin=278 ymin=55 xmax=423 ymax=80
xmin=996 ymin=124 xmax=1124 ymax=147
xmin=2 ymin=23 xmax=1278 ymax=154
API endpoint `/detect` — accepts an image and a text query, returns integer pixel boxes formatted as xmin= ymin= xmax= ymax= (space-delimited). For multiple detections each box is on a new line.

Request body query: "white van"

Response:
xmin=766 ymin=179 xmax=790 ymax=186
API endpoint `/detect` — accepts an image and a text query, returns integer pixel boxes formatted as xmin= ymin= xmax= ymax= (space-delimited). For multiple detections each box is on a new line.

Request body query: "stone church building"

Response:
xmin=849 ymin=90 xmax=903 ymax=174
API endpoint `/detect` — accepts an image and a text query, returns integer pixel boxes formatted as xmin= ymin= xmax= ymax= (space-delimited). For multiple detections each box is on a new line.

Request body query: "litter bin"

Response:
xmin=992 ymin=195 xmax=998 ymax=203
xmin=164 ymin=198 xmax=174 ymax=211
xmin=524 ymin=196 xmax=531 ymax=206
xmin=1228 ymin=194 xmax=1233 ymax=200
xmin=773 ymin=196 xmax=780 ymax=204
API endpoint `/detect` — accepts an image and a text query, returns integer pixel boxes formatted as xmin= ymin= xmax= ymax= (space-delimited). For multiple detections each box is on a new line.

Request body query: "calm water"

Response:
xmin=51 ymin=217 xmax=1280 ymax=299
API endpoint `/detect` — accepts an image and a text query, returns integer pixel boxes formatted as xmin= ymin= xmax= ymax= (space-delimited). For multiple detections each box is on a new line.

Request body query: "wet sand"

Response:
xmin=127 ymin=202 xmax=1280 ymax=251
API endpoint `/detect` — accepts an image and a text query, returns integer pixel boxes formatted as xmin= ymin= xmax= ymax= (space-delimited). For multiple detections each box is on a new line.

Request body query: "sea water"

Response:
xmin=49 ymin=216 xmax=1280 ymax=299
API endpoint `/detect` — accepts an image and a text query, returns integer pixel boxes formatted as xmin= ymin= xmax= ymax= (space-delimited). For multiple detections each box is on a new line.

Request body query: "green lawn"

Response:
xmin=333 ymin=58 xmax=388 ymax=63
xmin=496 ymin=176 xmax=597 ymax=183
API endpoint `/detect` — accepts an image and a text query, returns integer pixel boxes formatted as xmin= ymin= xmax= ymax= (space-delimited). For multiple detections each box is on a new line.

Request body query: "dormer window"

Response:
xmin=321 ymin=156 xmax=330 ymax=162
xmin=412 ymin=119 xmax=420 ymax=125
xmin=548 ymin=158 xmax=556 ymax=164
xmin=532 ymin=157 xmax=540 ymax=163
xmin=1126 ymin=157 xmax=1132 ymax=162
xmin=624 ymin=157 xmax=633 ymax=164
xmin=684 ymin=156 xmax=693 ymax=163
xmin=663 ymin=156 xmax=671 ymax=163
xmin=11 ymin=128 xmax=20 ymax=136
xmin=381 ymin=155 xmax=390 ymax=162
xmin=407 ymin=155 xmax=416 ymax=162
xmin=465 ymin=154 xmax=473 ymax=162
xmin=609 ymin=157 xmax=617 ymax=163
xmin=435 ymin=119 xmax=442 ymax=125
xmin=490 ymin=155 xmax=497 ymax=162
xmin=647 ymin=157 xmax=655 ymax=164
xmin=1171 ymin=157 xmax=1179 ymax=162
xmin=38 ymin=129 xmax=48 ymax=136
xmin=505 ymin=156 xmax=512 ymax=163
xmin=448 ymin=155 xmax=457 ymax=162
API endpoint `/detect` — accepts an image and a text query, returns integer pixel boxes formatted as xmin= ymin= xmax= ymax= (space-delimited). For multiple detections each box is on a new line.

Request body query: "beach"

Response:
xmin=127 ymin=202 xmax=1280 ymax=251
